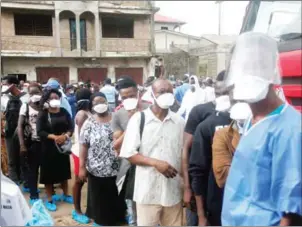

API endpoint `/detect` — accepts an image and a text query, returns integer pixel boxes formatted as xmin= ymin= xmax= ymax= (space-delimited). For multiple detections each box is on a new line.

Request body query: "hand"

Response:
xmin=55 ymin=135 xmax=67 ymax=145
xmin=183 ymin=187 xmax=192 ymax=209
xmin=198 ymin=215 xmax=208 ymax=226
xmin=79 ymin=167 xmax=87 ymax=182
xmin=20 ymin=144 xmax=27 ymax=153
xmin=154 ymin=160 xmax=178 ymax=178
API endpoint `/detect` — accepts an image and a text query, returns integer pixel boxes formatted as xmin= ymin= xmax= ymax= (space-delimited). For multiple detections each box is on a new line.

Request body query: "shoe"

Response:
xmin=72 ymin=210 xmax=90 ymax=224
xmin=62 ymin=195 xmax=73 ymax=204
xmin=45 ymin=201 xmax=57 ymax=212
xmin=22 ymin=186 xmax=30 ymax=193
xmin=93 ymin=222 xmax=101 ymax=226
xmin=52 ymin=194 xmax=62 ymax=202
xmin=29 ymin=198 xmax=39 ymax=206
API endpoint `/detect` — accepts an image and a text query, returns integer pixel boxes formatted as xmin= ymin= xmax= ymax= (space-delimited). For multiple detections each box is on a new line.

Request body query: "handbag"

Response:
xmin=47 ymin=112 xmax=72 ymax=155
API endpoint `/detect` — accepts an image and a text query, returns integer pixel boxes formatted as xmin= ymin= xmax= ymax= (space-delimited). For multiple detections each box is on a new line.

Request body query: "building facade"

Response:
xmin=1 ymin=0 xmax=156 ymax=84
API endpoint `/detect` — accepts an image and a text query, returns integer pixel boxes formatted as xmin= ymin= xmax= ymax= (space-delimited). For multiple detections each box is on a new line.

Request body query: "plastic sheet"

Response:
xmin=26 ymin=200 xmax=54 ymax=226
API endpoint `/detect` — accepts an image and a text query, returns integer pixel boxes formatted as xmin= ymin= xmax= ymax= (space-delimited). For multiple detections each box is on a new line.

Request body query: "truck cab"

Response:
xmin=240 ymin=0 xmax=301 ymax=112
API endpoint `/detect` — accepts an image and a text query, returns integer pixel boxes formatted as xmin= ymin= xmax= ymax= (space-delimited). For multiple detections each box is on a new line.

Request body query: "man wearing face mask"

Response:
xmin=112 ymin=77 xmax=149 ymax=226
xmin=222 ymin=33 xmax=302 ymax=226
xmin=212 ymin=102 xmax=251 ymax=189
xmin=189 ymin=84 xmax=232 ymax=226
xmin=17 ymin=83 xmax=43 ymax=204
xmin=120 ymin=79 xmax=185 ymax=226
xmin=1 ymin=75 xmax=28 ymax=185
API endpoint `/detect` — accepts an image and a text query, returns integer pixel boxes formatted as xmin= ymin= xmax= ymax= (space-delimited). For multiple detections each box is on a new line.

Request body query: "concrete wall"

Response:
xmin=155 ymin=31 xmax=200 ymax=53
xmin=2 ymin=57 xmax=151 ymax=82
xmin=1 ymin=9 xmax=56 ymax=52
xmin=1 ymin=5 xmax=153 ymax=56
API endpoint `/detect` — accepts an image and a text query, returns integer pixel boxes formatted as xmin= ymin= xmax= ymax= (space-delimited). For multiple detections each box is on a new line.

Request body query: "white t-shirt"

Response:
xmin=19 ymin=103 xmax=39 ymax=140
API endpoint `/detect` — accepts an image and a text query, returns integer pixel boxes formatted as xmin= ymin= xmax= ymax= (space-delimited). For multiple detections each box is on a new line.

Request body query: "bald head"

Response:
xmin=152 ymin=79 xmax=173 ymax=98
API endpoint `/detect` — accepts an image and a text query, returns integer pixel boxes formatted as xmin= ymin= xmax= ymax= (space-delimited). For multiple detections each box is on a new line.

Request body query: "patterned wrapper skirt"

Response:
xmin=1 ymin=118 xmax=8 ymax=175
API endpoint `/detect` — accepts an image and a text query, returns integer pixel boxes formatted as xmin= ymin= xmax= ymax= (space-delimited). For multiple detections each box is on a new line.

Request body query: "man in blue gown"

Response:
xmin=221 ymin=32 xmax=302 ymax=226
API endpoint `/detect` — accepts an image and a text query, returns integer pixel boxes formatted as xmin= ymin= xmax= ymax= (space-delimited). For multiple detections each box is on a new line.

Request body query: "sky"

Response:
xmin=155 ymin=1 xmax=249 ymax=36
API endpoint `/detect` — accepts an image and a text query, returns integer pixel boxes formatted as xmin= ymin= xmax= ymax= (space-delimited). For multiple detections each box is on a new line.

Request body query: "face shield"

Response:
xmin=224 ymin=32 xmax=281 ymax=103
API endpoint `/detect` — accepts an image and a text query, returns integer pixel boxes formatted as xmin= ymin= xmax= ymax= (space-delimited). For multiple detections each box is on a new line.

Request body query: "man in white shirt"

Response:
xmin=100 ymin=78 xmax=118 ymax=112
xmin=120 ymin=79 xmax=185 ymax=226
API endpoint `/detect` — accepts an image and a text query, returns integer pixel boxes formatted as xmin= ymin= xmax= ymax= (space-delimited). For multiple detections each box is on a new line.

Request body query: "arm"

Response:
xmin=78 ymin=119 xmax=90 ymax=181
xmin=189 ymin=124 xmax=211 ymax=222
xmin=113 ymin=130 xmax=125 ymax=152
xmin=64 ymin=108 xmax=74 ymax=137
xmin=212 ymin=129 xmax=233 ymax=188
xmin=17 ymin=104 xmax=27 ymax=150
xmin=36 ymin=110 xmax=57 ymax=141
xmin=271 ymin=129 xmax=302 ymax=225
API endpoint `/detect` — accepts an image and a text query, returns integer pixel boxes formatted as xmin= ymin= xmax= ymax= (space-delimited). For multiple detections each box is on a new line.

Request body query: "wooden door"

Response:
xmin=77 ymin=68 xmax=108 ymax=84
xmin=115 ymin=67 xmax=143 ymax=85
xmin=36 ymin=67 xmax=69 ymax=84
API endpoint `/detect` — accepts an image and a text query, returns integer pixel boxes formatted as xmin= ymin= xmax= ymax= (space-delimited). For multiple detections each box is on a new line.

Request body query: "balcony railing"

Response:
xmin=100 ymin=38 xmax=150 ymax=53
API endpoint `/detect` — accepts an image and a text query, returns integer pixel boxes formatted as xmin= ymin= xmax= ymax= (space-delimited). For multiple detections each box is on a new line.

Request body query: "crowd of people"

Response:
xmin=0 ymin=32 xmax=301 ymax=226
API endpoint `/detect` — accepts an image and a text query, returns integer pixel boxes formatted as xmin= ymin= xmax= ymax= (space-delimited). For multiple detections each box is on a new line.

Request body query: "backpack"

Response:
xmin=125 ymin=112 xmax=145 ymax=200
xmin=4 ymin=93 xmax=25 ymax=137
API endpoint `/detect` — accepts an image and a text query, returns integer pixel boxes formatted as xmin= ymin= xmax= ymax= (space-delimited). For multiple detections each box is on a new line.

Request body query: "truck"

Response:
xmin=240 ymin=0 xmax=301 ymax=112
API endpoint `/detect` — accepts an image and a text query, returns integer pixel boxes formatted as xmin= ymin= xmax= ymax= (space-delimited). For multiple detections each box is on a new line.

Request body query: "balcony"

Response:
xmin=100 ymin=38 xmax=151 ymax=57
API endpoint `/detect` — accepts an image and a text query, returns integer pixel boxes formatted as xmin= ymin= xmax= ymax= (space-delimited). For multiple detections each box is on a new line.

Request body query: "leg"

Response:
xmin=160 ymin=202 xmax=183 ymax=226
xmin=27 ymin=142 xmax=40 ymax=200
xmin=136 ymin=203 xmax=162 ymax=226
xmin=61 ymin=180 xmax=73 ymax=204
xmin=186 ymin=208 xmax=198 ymax=226
xmin=5 ymin=137 xmax=20 ymax=184
xmin=73 ymin=177 xmax=84 ymax=213
xmin=45 ymin=184 xmax=57 ymax=212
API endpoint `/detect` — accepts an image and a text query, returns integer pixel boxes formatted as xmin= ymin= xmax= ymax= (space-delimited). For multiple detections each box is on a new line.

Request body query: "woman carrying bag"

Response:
xmin=37 ymin=88 xmax=74 ymax=212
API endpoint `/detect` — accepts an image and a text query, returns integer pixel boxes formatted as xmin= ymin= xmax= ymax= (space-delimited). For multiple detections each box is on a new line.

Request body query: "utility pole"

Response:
xmin=215 ymin=1 xmax=223 ymax=35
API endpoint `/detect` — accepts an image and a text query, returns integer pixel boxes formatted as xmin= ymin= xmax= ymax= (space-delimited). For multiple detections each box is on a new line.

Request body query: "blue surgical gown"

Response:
xmin=222 ymin=104 xmax=302 ymax=226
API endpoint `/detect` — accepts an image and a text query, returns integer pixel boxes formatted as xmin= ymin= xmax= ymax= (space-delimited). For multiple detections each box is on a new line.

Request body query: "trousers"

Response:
xmin=5 ymin=137 xmax=27 ymax=185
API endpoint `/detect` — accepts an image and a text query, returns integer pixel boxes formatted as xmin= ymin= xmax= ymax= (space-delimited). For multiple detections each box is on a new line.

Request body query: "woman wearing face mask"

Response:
xmin=17 ymin=83 xmax=43 ymax=204
xmin=79 ymin=92 xmax=126 ymax=226
xmin=71 ymin=88 xmax=92 ymax=224
xmin=36 ymin=89 xmax=74 ymax=211
xmin=212 ymin=102 xmax=251 ymax=188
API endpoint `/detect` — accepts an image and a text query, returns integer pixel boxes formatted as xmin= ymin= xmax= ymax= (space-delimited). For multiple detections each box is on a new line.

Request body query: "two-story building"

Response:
xmin=1 ymin=0 xmax=157 ymax=85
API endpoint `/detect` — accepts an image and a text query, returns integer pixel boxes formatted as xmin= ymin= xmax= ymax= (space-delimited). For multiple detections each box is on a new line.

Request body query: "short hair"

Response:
xmin=105 ymin=78 xmax=112 ymax=85
xmin=116 ymin=77 xmax=137 ymax=91
xmin=216 ymin=70 xmax=226 ymax=82
xmin=2 ymin=75 xmax=19 ymax=85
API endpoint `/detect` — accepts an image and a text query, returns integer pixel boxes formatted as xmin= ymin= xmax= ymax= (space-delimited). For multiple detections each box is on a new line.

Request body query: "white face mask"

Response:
xmin=246 ymin=85 xmax=269 ymax=103
xmin=93 ymin=103 xmax=108 ymax=114
xmin=49 ymin=99 xmax=61 ymax=108
xmin=236 ymin=120 xmax=246 ymax=135
xmin=152 ymin=92 xmax=175 ymax=109
xmin=69 ymin=90 xmax=74 ymax=94
xmin=123 ymin=98 xmax=139 ymax=111
xmin=215 ymin=95 xmax=231 ymax=112
xmin=1 ymin=85 xmax=11 ymax=93
xmin=30 ymin=95 xmax=41 ymax=103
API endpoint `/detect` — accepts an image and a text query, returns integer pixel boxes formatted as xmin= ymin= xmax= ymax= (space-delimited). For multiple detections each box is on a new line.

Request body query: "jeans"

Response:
xmin=186 ymin=208 xmax=198 ymax=226
xmin=5 ymin=137 xmax=27 ymax=185
xmin=126 ymin=199 xmax=137 ymax=226
xmin=27 ymin=141 xmax=42 ymax=199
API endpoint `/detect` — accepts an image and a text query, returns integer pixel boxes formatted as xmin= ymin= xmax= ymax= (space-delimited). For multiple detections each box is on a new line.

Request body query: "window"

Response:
xmin=69 ymin=19 xmax=87 ymax=51
xmin=14 ymin=14 xmax=53 ymax=36
xmin=161 ymin=26 xmax=168 ymax=30
xmin=102 ymin=16 xmax=134 ymax=38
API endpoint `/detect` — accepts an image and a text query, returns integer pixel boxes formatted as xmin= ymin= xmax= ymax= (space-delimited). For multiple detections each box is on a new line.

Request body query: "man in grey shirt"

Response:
xmin=112 ymin=77 xmax=149 ymax=226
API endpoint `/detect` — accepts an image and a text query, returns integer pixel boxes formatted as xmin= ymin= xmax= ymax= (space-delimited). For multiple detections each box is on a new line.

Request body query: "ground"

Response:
xmin=22 ymin=145 xmax=90 ymax=226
